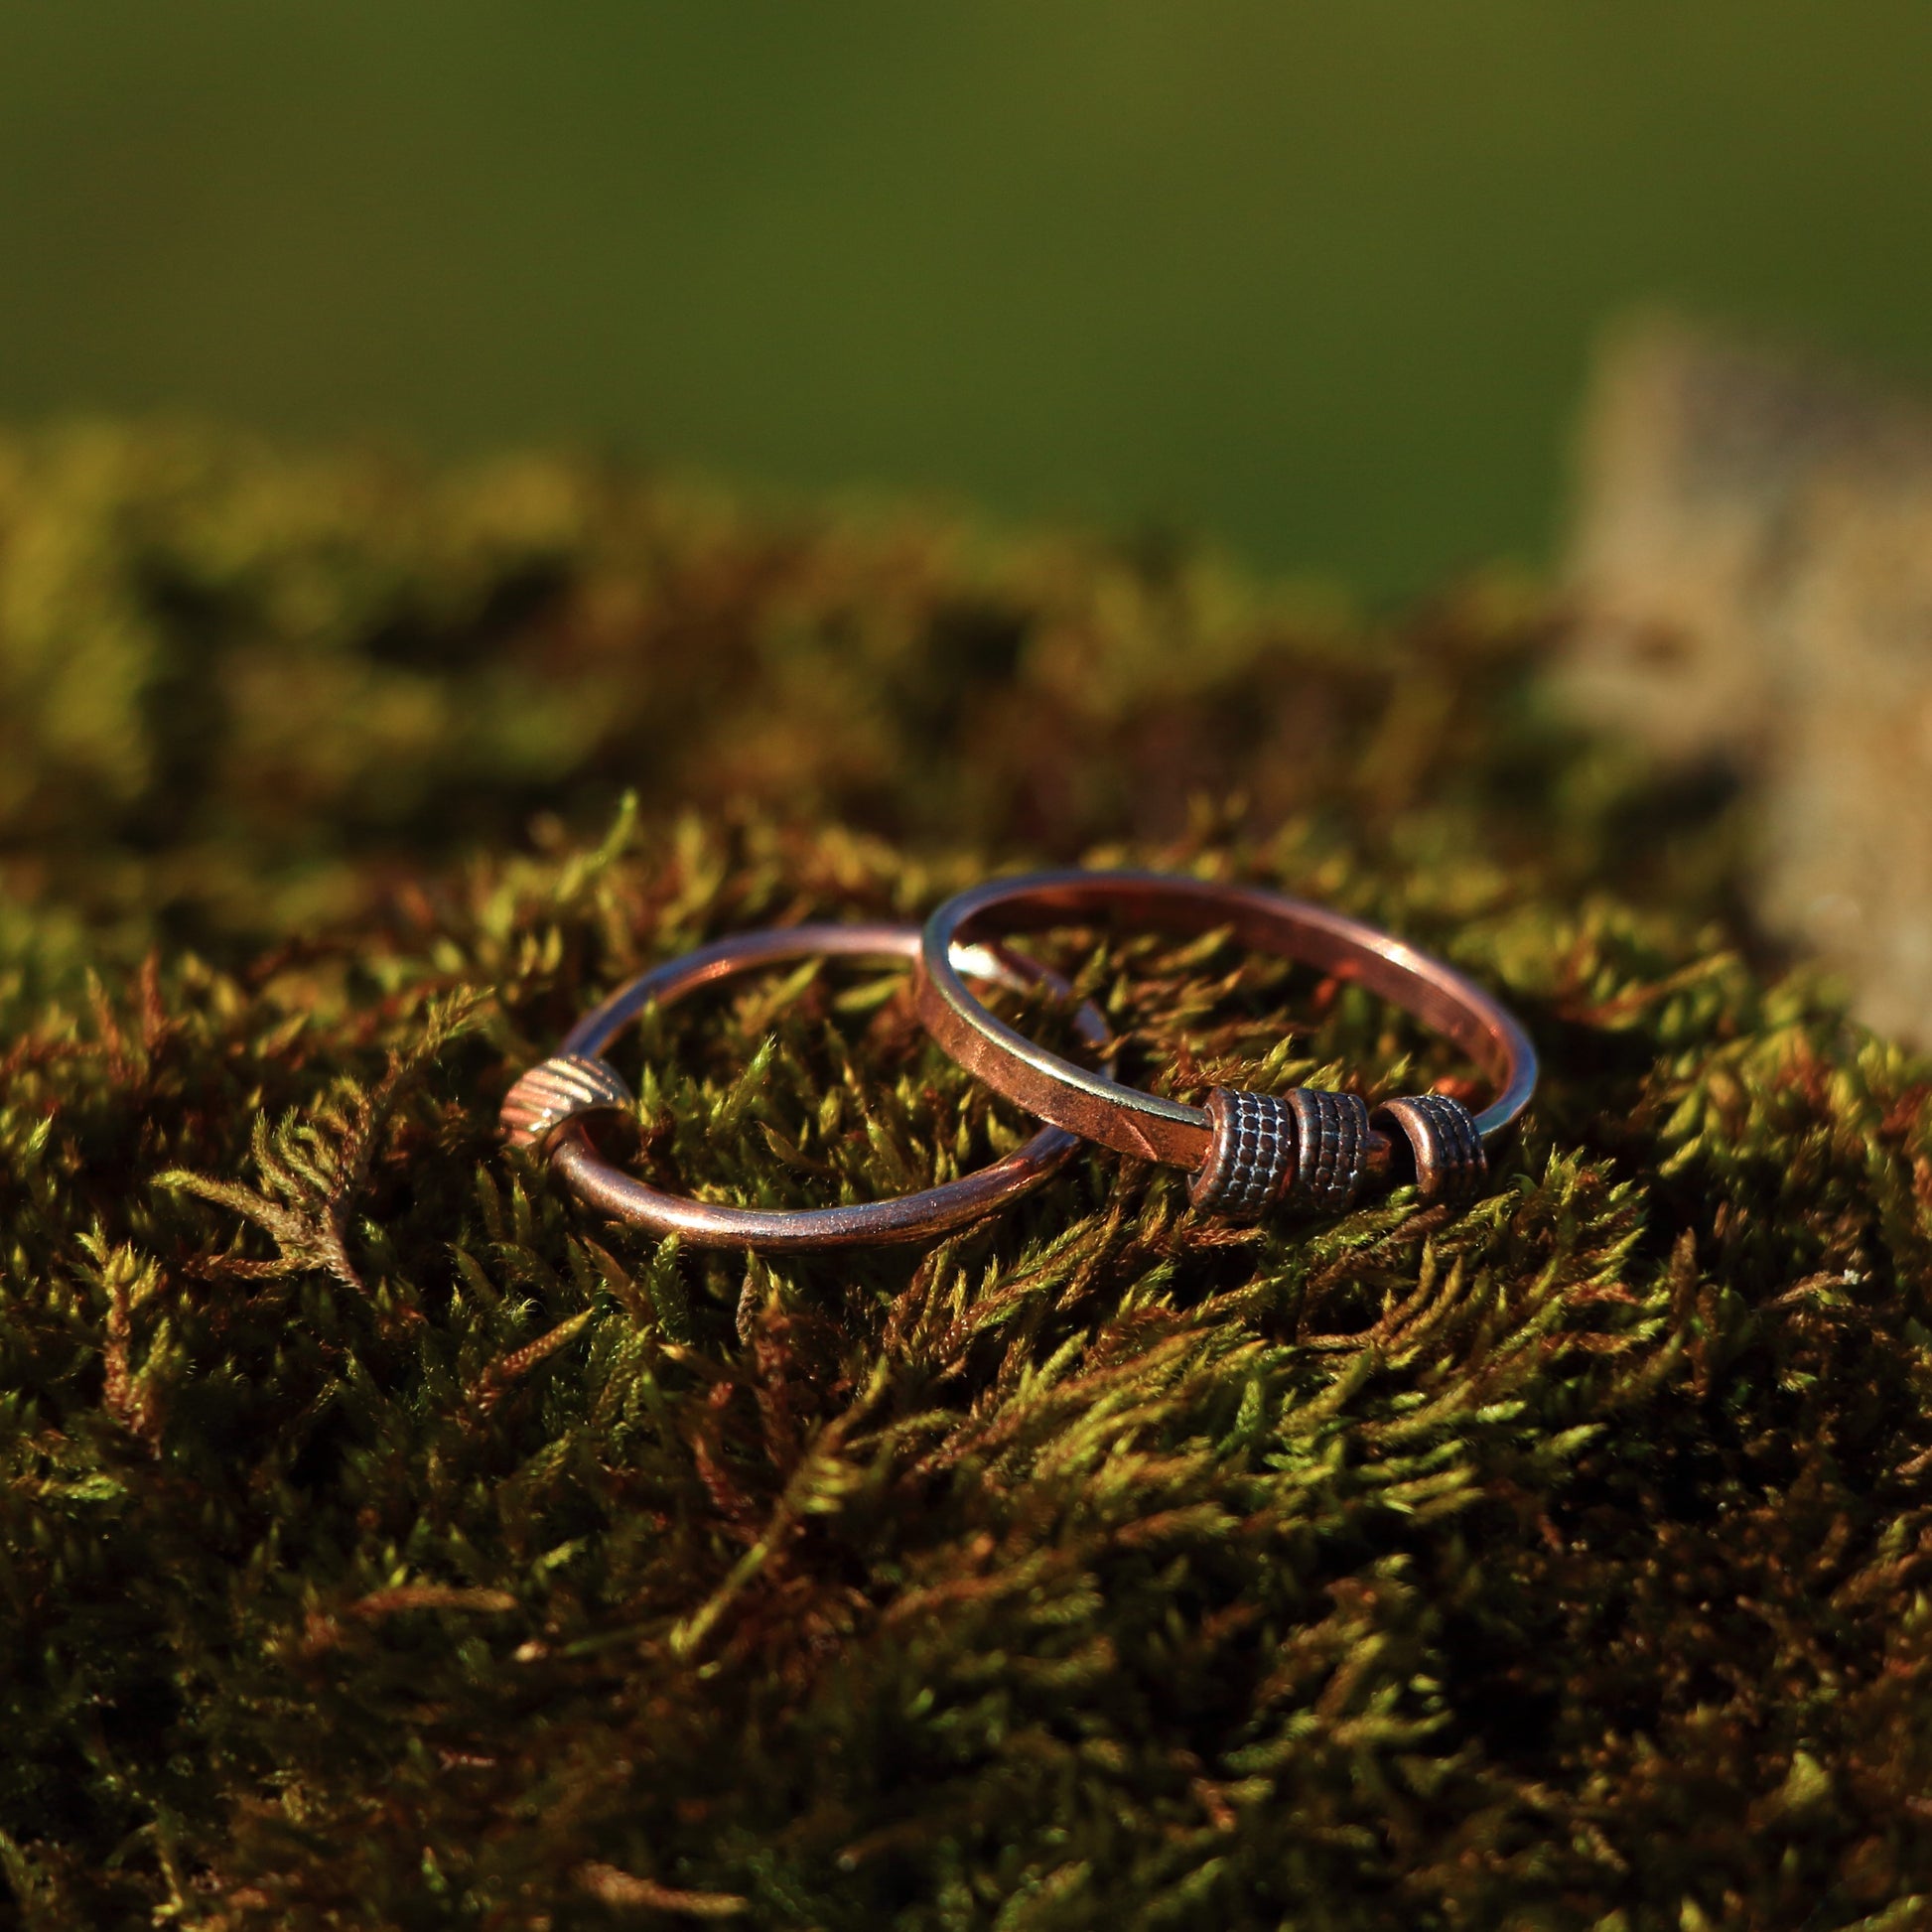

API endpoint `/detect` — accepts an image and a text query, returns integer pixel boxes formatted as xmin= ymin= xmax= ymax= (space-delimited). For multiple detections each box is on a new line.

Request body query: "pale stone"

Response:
xmin=1561 ymin=313 xmax=1932 ymax=1041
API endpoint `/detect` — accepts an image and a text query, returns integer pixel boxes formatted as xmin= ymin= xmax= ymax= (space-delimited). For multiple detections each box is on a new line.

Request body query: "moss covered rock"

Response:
xmin=0 ymin=423 xmax=1927 ymax=1928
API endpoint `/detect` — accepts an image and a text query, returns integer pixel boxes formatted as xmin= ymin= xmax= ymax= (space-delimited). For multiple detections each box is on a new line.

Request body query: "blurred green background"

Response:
xmin=4 ymin=1 xmax=1931 ymax=595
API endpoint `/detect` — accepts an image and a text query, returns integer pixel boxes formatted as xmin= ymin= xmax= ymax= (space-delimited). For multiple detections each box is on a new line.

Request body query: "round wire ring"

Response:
xmin=501 ymin=922 xmax=1110 ymax=1252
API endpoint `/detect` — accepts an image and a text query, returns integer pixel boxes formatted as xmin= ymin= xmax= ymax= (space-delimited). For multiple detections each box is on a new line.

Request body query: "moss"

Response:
xmin=1 ymin=422 xmax=1927 ymax=1928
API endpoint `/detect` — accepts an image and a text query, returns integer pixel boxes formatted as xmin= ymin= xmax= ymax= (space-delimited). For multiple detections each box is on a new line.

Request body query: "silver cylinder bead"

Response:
xmin=1281 ymin=1086 xmax=1371 ymax=1213
xmin=1187 ymin=1087 xmax=1295 ymax=1218
xmin=1372 ymin=1091 xmax=1486 ymax=1202
xmin=1188 ymin=1085 xmax=1374 ymax=1218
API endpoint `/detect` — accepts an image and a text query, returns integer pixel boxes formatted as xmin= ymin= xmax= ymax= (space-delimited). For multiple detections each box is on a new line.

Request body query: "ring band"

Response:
xmin=915 ymin=870 xmax=1536 ymax=1216
xmin=500 ymin=922 xmax=1110 ymax=1252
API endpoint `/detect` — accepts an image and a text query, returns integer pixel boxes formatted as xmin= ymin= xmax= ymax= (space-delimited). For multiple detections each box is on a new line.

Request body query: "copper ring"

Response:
xmin=914 ymin=870 xmax=1537 ymax=1216
xmin=500 ymin=922 xmax=1110 ymax=1252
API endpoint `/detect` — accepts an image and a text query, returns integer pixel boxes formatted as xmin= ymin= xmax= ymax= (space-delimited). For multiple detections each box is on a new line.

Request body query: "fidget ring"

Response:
xmin=915 ymin=870 xmax=1536 ymax=1219
xmin=500 ymin=922 xmax=1110 ymax=1252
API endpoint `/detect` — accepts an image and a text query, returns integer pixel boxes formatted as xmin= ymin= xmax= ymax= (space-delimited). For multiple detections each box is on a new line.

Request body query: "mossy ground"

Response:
xmin=1 ymin=425 xmax=1928 ymax=1929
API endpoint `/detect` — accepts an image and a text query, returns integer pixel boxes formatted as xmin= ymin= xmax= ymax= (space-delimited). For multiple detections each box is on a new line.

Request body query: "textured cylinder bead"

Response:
xmin=1187 ymin=1088 xmax=1295 ymax=1217
xmin=1281 ymin=1087 xmax=1372 ymax=1213
xmin=1372 ymin=1091 xmax=1487 ymax=1202
xmin=499 ymin=1054 xmax=635 ymax=1151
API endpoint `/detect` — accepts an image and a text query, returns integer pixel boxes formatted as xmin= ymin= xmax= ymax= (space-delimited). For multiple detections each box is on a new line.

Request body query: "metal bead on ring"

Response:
xmin=1188 ymin=1088 xmax=1294 ymax=1217
xmin=500 ymin=1053 xmax=635 ymax=1151
xmin=1188 ymin=1085 xmax=1374 ymax=1218
xmin=1372 ymin=1091 xmax=1487 ymax=1203
xmin=1282 ymin=1087 xmax=1372 ymax=1213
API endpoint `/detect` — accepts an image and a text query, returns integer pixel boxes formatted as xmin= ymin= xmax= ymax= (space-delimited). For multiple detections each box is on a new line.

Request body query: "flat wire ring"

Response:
xmin=914 ymin=870 xmax=1537 ymax=1173
xmin=523 ymin=922 xmax=1110 ymax=1252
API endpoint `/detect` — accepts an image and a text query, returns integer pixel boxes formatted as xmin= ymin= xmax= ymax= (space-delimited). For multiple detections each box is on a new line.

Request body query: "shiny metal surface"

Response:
xmin=916 ymin=869 xmax=1537 ymax=1175
xmin=1373 ymin=1092 xmax=1488 ymax=1203
xmin=499 ymin=1053 xmax=635 ymax=1151
xmin=1281 ymin=1087 xmax=1372 ymax=1213
xmin=522 ymin=921 xmax=1110 ymax=1252
xmin=1186 ymin=1088 xmax=1293 ymax=1217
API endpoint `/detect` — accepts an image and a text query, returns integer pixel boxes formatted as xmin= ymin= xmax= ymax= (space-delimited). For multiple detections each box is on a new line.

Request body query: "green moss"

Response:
xmin=1 ymin=423 xmax=1927 ymax=1928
